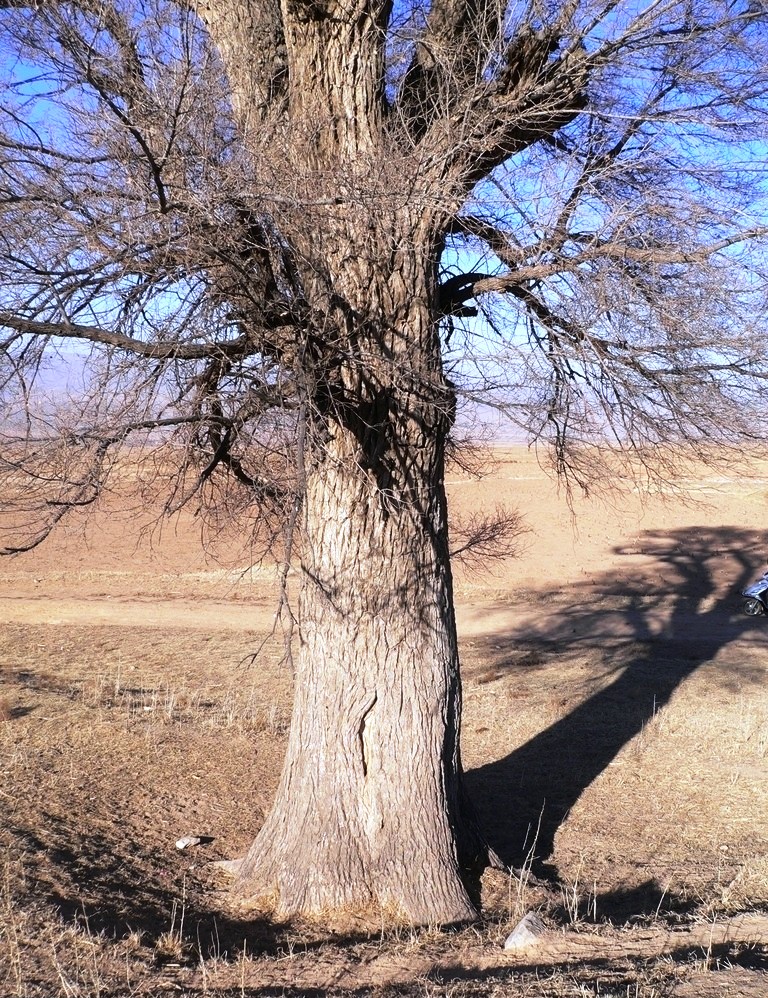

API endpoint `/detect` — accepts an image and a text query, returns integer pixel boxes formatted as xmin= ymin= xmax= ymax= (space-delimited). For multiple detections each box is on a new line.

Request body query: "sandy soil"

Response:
xmin=1 ymin=445 xmax=767 ymax=996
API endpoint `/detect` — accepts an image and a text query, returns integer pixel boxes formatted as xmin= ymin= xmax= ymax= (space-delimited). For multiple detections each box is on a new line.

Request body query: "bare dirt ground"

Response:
xmin=1 ymin=446 xmax=767 ymax=997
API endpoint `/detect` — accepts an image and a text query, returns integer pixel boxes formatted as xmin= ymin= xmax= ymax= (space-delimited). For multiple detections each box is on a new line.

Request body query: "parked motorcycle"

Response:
xmin=741 ymin=570 xmax=768 ymax=616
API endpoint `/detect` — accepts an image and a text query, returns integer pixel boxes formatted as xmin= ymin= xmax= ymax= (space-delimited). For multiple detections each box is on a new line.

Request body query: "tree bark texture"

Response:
xmin=232 ymin=211 xmax=483 ymax=921
xmin=194 ymin=0 xmax=588 ymax=924
xmin=235 ymin=427 xmax=479 ymax=923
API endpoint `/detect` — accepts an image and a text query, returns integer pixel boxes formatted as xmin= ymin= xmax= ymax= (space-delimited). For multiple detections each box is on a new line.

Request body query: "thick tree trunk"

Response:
xmin=233 ymin=254 xmax=483 ymax=925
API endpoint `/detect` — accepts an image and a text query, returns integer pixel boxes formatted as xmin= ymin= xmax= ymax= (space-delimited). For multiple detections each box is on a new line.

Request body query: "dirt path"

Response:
xmin=0 ymin=594 xmax=274 ymax=631
xmin=0 ymin=591 xmax=758 ymax=649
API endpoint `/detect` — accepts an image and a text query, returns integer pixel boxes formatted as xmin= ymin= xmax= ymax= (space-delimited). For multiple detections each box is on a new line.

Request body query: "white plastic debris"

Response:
xmin=503 ymin=912 xmax=546 ymax=951
xmin=175 ymin=836 xmax=203 ymax=850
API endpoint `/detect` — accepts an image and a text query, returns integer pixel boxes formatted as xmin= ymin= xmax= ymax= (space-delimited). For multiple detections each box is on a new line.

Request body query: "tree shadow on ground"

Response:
xmin=429 ymin=941 xmax=768 ymax=990
xmin=7 ymin=525 xmax=766 ymax=954
xmin=465 ymin=526 xmax=768 ymax=879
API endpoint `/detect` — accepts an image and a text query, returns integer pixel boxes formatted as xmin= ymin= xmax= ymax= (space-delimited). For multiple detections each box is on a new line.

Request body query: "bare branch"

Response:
xmin=450 ymin=504 xmax=529 ymax=572
xmin=0 ymin=313 xmax=251 ymax=360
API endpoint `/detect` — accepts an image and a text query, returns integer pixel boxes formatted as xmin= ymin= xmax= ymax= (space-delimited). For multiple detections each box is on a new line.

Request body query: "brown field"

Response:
xmin=1 ymin=445 xmax=767 ymax=997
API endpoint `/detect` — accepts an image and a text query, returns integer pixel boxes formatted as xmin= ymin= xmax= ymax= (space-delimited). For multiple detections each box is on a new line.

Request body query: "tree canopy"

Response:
xmin=1 ymin=0 xmax=767 ymax=553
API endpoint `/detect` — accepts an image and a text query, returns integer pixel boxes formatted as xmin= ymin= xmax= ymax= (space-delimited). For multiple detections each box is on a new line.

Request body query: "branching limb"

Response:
xmin=450 ymin=504 xmax=528 ymax=571
xmin=0 ymin=313 xmax=251 ymax=360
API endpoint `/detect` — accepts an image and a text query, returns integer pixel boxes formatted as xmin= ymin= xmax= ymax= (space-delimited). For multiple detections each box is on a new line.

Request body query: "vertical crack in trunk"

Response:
xmin=359 ymin=691 xmax=381 ymax=844
xmin=358 ymin=692 xmax=378 ymax=779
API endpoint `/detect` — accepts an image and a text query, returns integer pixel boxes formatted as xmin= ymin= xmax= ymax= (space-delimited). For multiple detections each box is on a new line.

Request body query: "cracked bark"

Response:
xmin=233 ymin=249 xmax=483 ymax=924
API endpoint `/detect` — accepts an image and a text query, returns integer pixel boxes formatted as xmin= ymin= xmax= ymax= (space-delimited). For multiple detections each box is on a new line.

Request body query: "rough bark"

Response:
xmin=231 ymin=213 xmax=484 ymax=922
xmin=195 ymin=0 xmax=287 ymax=127
xmin=204 ymin=0 xmax=583 ymax=924
xmin=235 ymin=424 xmax=478 ymax=922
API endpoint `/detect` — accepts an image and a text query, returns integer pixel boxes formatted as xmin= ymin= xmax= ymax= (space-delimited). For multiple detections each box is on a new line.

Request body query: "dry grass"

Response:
xmin=2 ymin=614 xmax=767 ymax=997
xmin=1 ymin=448 xmax=768 ymax=995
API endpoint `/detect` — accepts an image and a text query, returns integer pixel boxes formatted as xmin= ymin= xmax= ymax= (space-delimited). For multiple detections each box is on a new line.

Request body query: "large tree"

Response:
xmin=1 ymin=0 xmax=768 ymax=924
